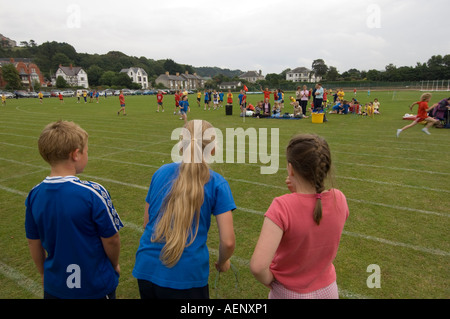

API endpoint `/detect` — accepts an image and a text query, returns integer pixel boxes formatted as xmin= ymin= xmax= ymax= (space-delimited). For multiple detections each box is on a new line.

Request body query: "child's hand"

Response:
xmin=285 ymin=176 xmax=296 ymax=193
xmin=215 ymin=259 xmax=230 ymax=272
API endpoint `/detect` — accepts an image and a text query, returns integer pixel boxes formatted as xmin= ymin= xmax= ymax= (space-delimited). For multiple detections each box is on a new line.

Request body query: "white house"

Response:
xmin=219 ymin=81 xmax=242 ymax=90
xmin=55 ymin=64 xmax=89 ymax=88
xmin=286 ymin=67 xmax=320 ymax=83
xmin=120 ymin=67 xmax=148 ymax=89
xmin=239 ymin=70 xmax=265 ymax=83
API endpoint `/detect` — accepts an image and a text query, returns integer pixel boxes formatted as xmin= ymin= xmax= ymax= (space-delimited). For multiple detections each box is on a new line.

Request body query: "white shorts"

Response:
xmin=268 ymin=280 xmax=339 ymax=299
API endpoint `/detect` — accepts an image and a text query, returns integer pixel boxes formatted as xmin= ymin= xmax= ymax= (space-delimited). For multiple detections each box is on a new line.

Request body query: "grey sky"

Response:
xmin=1 ymin=0 xmax=448 ymax=74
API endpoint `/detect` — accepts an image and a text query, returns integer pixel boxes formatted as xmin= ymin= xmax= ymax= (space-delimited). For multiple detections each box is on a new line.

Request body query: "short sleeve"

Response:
xmin=90 ymin=183 xmax=123 ymax=238
xmin=24 ymin=194 xmax=40 ymax=240
xmin=264 ymin=197 xmax=287 ymax=232
xmin=212 ymin=180 xmax=236 ymax=216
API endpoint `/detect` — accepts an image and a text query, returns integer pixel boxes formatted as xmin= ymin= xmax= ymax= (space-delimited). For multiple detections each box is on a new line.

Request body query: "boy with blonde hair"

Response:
xmin=25 ymin=120 xmax=123 ymax=299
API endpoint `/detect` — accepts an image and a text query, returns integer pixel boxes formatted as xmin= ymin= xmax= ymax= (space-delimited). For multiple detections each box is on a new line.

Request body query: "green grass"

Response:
xmin=0 ymin=90 xmax=449 ymax=299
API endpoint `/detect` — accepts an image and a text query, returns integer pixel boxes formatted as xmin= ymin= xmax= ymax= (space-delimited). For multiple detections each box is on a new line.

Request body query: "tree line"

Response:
xmin=1 ymin=40 xmax=449 ymax=90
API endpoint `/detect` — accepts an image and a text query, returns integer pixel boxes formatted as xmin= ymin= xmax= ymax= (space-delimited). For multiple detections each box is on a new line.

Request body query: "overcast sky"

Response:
xmin=1 ymin=0 xmax=449 ymax=75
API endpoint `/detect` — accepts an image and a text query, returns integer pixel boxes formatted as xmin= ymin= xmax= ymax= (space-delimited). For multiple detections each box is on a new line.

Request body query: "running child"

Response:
xmin=397 ymin=93 xmax=439 ymax=137
xmin=204 ymin=90 xmax=210 ymax=110
xmin=179 ymin=94 xmax=190 ymax=125
xmin=117 ymin=90 xmax=126 ymax=116
xmin=133 ymin=120 xmax=236 ymax=299
xmin=25 ymin=120 xmax=123 ymax=299
xmin=174 ymin=90 xmax=180 ymax=115
xmin=251 ymin=134 xmax=349 ymax=299
xmin=157 ymin=90 xmax=164 ymax=112
xmin=58 ymin=92 xmax=64 ymax=104
xmin=197 ymin=91 xmax=201 ymax=107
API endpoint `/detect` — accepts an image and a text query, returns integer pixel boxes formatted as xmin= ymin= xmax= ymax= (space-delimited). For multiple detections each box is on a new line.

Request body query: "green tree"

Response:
xmin=87 ymin=65 xmax=104 ymax=87
xmin=56 ymin=75 xmax=68 ymax=88
xmin=1 ymin=64 xmax=22 ymax=90
xmin=112 ymin=72 xmax=133 ymax=88
xmin=99 ymin=71 xmax=116 ymax=87
xmin=326 ymin=66 xmax=339 ymax=81
xmin=312 ymin=59 xmax=328 ymax=79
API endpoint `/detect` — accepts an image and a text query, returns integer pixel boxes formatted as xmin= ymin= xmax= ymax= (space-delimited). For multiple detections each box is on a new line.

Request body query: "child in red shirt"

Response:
xmin=117 ymin=91 xmax=126 ymax=116
xmin=251 ymin=134 xmax=349 ymax=299
xmin=397 ymin=93 xmax=439 ymax=137
xmin=157 ymin=90 xmax=164 ymax=112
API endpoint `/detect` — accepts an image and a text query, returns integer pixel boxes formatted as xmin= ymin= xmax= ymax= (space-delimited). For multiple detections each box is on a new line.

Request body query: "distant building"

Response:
xmin=155 ymin=71 xmax=204 ymax=90
xmin=285 ymin=67 xmax=320 ymax=83
xmin=239 ymin=70 xmax=264 ymax=83
xmin=219 ymin=81 xmax=242 ymax=90
xmin=120 ymin=67 xmax=148 ymax=89
xmin=55 ymin=64 xmax=89 ymax=88
xmin=0 ymin=58 xmax=45 ymax=89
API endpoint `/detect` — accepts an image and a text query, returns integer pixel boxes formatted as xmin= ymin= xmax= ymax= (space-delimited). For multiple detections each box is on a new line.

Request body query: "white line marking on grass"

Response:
xmin=2 ymin=136 xmax=448 ymax=176
xmin=343 ymin=231 xmax=450 ymax=257
xmin=17 ymin=174 xmax=447 ymax=258
xmin=1 ymin=156 xmax=447 ymax=218
xmin=0 ymin=184 xmax=443 ymax=299
xmin=336 ymin=175 xmax=450 ymax=194
xmin=0 ymin=261 xmax=42 ymax=297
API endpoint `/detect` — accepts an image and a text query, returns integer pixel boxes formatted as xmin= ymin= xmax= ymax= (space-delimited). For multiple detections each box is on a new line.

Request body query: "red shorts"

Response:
xmin=414 ymin=116 xmax=427 ymax=123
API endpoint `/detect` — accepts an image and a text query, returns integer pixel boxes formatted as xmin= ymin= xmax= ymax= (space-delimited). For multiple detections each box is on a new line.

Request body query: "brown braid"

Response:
xmin=286 ymin=134 xmax=332 ymax=225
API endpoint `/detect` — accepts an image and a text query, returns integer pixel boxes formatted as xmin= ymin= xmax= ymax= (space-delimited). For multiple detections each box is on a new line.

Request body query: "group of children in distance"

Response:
xmin=25 ymin=119 xmax=349 ymax=300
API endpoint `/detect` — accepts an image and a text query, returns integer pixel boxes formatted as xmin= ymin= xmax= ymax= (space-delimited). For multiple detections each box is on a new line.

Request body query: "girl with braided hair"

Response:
xmin=251 ymin=134 xmax=349 ymax=299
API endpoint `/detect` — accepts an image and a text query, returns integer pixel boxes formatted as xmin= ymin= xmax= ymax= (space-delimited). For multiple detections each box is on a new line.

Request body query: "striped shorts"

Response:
xmin=269 ymin=281 xmax=339 ymax=299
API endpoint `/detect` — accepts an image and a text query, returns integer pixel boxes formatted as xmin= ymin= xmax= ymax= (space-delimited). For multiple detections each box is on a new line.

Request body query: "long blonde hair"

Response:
xmin=152 ymin=120 xmax=215 ymax=267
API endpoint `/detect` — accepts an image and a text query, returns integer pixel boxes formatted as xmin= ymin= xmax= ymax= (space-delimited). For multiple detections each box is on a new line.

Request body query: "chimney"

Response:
xmin=70 ymin=64 xmax=73 ymax=70
xmin=176 ymin=72 xmax=179 ymax=76
xmin=10 ymin=58 xmax=14 ymax=63
xmin=165 ymin=71 xmax=169 ymax=75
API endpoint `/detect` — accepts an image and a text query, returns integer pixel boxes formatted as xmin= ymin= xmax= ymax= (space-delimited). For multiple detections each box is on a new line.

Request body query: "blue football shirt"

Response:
xmin=132 ymin=162 xmax=236 ymax=289
xmin=25 ymin=176 xmax=123 ymax=299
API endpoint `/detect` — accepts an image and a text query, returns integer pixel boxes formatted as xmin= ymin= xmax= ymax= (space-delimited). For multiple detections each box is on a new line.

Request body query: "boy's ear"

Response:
xmin=70 ymin=148 xmax=81 ymax=161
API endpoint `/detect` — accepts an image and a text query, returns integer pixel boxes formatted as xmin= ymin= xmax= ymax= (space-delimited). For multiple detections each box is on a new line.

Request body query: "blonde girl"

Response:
xmin=133 ymin=120 xmax=236 ymax=299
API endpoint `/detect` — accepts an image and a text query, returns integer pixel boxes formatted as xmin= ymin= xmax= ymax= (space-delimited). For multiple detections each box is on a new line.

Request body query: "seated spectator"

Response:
xmin=373 ymin=98 xmax=381 ymax=114
xmin=261 ymin=98 xmax=271 ymax=117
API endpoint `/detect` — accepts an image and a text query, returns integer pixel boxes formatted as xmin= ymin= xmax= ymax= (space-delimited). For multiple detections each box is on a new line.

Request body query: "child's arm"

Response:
xmin=426 ymin=103 xmax=438 ymax=112
xmin=215 ymin=211 xmax=235 ymax=272
xmin=27 ymin=239 xmax=45 ymax=285
xmin=250 ymin=217 xmax=283 ymax=288
xmin=409 ymin=101 xmax=418 ymax=111
xmin=101 ymin=233 xmax=121 ymax=274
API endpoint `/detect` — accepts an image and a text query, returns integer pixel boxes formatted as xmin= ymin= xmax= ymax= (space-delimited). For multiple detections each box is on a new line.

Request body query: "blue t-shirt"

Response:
xmin=204 ymin=92 xmax=209 ymax=101
xmin=133 ymin=162 xmax=236 ymax=289
xmin=25 ymin=176 xmax=123 ymax=299
xmin=315 ymin=87 xmax=324 ymax=99
xmin=179 ymin=100 xmax=189 ymax=113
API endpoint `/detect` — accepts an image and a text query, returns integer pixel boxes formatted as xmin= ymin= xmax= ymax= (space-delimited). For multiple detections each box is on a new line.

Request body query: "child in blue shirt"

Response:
xmin=133 ymin=120 xmax=236 ymax=299
xmin=25 ymin=120 xmax=123 ymax=299
xmin=179 ymin=94 xmax=190 ymax=125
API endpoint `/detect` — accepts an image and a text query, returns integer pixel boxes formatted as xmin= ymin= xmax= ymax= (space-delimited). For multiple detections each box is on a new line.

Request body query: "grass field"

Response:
xmin=0 ymin=89 xmax=449 ymax=299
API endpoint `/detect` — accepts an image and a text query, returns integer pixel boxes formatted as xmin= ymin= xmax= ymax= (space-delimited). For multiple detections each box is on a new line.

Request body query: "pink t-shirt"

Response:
xmin=265 ymin=189 xmax=349 ymax=293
